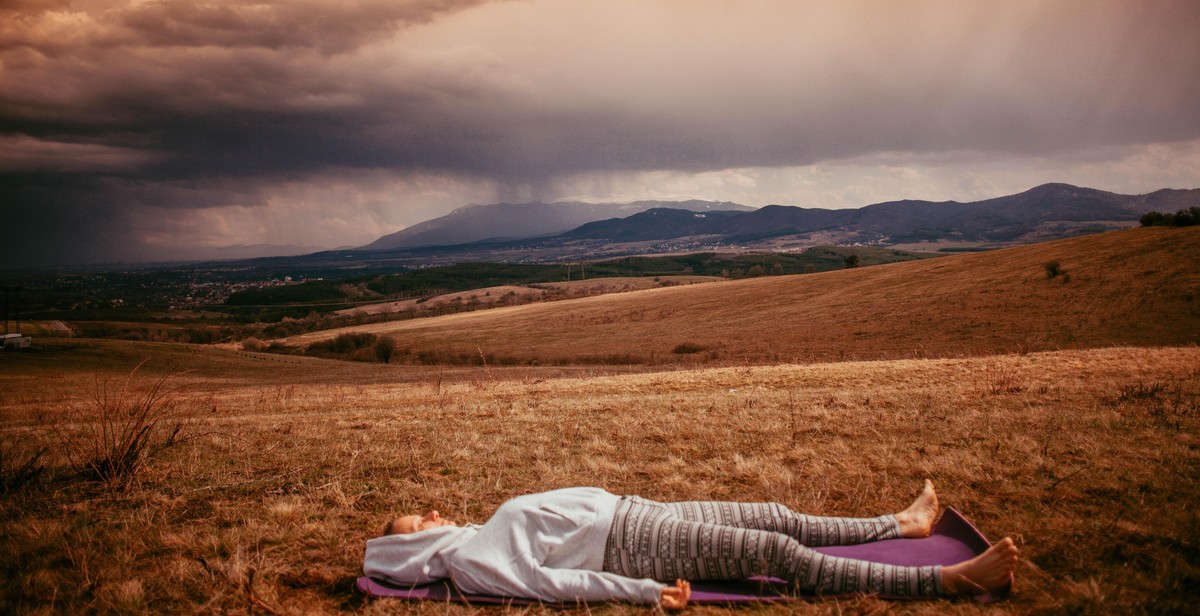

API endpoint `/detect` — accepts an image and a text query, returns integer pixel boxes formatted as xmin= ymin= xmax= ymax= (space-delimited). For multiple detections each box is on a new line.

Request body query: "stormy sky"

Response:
xmin=2 ymin=1 xmax=1199 ymax=267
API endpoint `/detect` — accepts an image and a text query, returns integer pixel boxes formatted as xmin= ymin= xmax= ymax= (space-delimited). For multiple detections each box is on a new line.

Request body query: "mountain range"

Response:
xmin=363 ymin=200 xmax=751 ymax=250
xmin=359 ymin=184 xmax=1198 ymax=255
xmin=216 ymin=183 xmax=1195 ymax=269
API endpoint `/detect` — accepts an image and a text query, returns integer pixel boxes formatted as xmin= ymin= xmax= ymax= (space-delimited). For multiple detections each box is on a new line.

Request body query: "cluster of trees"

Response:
xmin=718 ymin=263 xmax=787 ymax=278
xmin=1140 ymin=207 xmax=1200 ymax=227
xmin=280 ymin=332 xmax=398 ymax=363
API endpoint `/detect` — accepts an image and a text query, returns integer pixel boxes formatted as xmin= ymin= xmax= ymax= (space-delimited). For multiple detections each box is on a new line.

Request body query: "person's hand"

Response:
xmin=660 ymin=579 xmax=690 ymax=610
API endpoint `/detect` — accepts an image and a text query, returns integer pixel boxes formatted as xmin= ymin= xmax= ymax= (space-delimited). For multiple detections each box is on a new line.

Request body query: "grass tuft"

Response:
xmin=0 ymin=441 xmax=47 ymax=493
xmin=976 ymin=358 xmax=1028 ymax=395
xmin=52 ymin=360 xmax=193 ymax=489
xmin=1117 ymin=380 xmax=1167 ymax=401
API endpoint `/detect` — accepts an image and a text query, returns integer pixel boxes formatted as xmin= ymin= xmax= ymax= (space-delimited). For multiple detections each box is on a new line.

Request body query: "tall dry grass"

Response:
xmin=51 ymin=361 xmax=194 ymax=489
xmin=1 ymin=342 xmax=1197 ymax=614
xmin=0 ymin=441 xmax=46 ymax=493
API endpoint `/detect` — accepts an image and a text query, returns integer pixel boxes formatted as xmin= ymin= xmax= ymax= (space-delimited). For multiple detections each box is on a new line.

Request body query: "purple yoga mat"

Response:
xmin=357 ymin=507 xmax=1011 ymax=605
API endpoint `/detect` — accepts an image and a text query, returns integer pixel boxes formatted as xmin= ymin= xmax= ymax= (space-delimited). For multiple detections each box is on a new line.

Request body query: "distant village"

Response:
xmin=1 ymin=270 xmax=325 ymax=320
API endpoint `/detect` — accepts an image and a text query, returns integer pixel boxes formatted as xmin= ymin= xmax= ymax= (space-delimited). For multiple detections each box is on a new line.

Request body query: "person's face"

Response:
xmin=392 ymin=510 xmax=455 ymax=534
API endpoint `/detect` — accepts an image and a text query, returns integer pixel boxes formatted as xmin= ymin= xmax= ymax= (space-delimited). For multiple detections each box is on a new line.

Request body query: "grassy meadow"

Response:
xmin=2 ymin=226 xmax=1199 ymax=614
xmin=281 ymin=226 xmax=1200 ymax=365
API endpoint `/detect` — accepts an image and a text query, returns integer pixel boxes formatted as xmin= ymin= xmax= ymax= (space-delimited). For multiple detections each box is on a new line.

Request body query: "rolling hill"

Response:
xmin=282 ymin=226 xmax=1200 ymax=364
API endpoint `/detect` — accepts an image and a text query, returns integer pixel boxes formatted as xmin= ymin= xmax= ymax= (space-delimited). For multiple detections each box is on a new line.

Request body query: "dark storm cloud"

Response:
xmin=2 ymin=1 xmax=1200 ymax=266
xmin=0 ymin=0 xmax=502 ymax=265
xmin=114 ymin=0 xmax=490 ymax=53
xmin=0 ymin=0 xmax=491 ymax=55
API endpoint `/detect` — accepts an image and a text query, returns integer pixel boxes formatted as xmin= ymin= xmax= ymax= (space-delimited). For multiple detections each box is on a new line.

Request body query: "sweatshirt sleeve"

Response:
xmin=451 ymin=548 xmax=664 ymax=605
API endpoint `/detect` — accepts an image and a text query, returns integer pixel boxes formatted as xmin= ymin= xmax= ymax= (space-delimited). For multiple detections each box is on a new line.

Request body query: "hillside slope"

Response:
xmin=284 ymin=226 xmax=1200 ymax=364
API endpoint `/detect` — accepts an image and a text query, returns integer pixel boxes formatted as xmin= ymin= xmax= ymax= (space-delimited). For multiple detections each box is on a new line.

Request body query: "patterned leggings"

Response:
xmin=602 ymin=496 xmax=942 ymax=597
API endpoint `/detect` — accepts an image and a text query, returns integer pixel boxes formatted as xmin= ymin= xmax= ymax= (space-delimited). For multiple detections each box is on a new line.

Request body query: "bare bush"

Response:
xmin=53 ymin=361 xmax=192 ymax=489
xmin=375 ymin=335 xmax=396 ymax=364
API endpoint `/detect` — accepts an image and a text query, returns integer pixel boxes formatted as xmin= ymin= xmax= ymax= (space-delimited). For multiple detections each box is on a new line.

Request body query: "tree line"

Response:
xmin=1140 ymin=207 xmax=1200 ymax=227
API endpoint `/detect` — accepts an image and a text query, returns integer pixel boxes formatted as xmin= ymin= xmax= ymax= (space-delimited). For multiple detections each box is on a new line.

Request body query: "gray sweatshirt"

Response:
xmin=363 ymin=487 xmax=663 ymax=605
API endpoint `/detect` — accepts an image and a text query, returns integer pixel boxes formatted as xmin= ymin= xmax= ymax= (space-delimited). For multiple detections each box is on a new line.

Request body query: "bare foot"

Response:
xmin=941 ymin=537 xmax=1019 ymax=595
xmin=895 ymin=479 xmax=938 ymax=538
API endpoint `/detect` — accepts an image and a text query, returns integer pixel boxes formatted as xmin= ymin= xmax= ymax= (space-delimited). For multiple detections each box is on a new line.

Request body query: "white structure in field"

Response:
xmin=2 ymin=332 xmax=31 ymax=349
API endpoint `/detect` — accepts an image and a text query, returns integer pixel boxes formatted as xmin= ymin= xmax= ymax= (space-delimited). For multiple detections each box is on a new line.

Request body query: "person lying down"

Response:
xmin=363 ymin=482 xmax=1018 ymax=609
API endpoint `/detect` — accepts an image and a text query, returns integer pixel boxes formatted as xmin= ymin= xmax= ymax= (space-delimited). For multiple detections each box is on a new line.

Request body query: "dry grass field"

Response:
xmin=2 ymin=339 xmax=1198 ymax=614
xmin=282 ymin=226 xmax=1200 ymax=365
xmin=2 ymin=227 xmax=1198 ymax=614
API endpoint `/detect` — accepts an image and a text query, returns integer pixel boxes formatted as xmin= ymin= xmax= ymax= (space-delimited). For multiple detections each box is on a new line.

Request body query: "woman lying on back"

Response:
xmin=364 ymin=481 xmax=1018 ymax=609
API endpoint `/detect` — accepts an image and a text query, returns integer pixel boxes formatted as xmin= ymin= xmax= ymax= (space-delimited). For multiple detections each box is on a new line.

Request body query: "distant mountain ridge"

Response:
xmin=363 ymin=200 xmax=751 ymax=250
xmin=563 ymin=209 xmax=745 ymax=241
xmin=360 ymin=184 xmax=1198 ymax=253
xmin=560 ymin=183 xmax=1200 ymax=246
